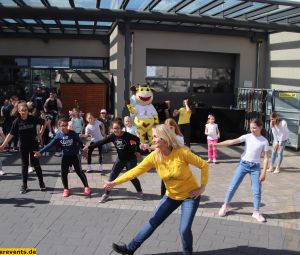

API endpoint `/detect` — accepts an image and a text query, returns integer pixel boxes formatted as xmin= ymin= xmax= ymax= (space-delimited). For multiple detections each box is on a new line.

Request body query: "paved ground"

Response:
xmin=0 ymin=144 xmax=299 ymax=255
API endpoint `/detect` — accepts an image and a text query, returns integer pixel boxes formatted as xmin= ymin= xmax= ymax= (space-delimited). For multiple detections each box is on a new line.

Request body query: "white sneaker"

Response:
xmin=54 ymin=152 xmax=62 ymax=157
xmin=86 ymin=165 xmax=92 ymax=173
xmin=207 ymin=159 xmax=212 ymax=163
xmin=28 ymin=167 xmax=34 ymax=173
xmin=0 ymin=170 xmax=6 ymax=176
xmin=213 ymin=159 xmax=217 ymax=164
xmin=218 ymin=204 xmax=229 ymax=217
xmin=98 ymin=164 xmax=103 ymax=172
xmin=274 ymin=167 xmax=280 ymax=174
xmin=252 ymin=211 xmax=266 ymax=222
xmin=267 ymin=166 xmax=274 ymax=172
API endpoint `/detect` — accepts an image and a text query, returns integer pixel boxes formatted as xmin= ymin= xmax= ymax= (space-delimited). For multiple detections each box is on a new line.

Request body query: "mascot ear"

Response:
xmin=150 ymin=87 xmax=156 ymax=93
xmin=130 ymin=85 xmax=137 ymax=93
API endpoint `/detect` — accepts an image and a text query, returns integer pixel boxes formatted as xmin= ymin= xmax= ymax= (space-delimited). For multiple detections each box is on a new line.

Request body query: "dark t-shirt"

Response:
xmin=89 ymin=132 xmax=140 ymax=161
xmin=40 ymin=130 xmax=83 ymax=156
xmin=10 ymin=115 xmax=44 ymax=150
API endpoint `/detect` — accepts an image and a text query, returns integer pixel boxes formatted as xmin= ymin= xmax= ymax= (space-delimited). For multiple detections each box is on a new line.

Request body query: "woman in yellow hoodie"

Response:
xmin=104 ymin=124 xmax=209 ymax=255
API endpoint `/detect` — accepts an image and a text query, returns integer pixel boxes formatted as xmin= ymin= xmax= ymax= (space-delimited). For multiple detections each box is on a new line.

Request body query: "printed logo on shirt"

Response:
xmin=19 ymin=123 xmax=35 ymax=131
xmin=115 ymin=139 xmax=127 ymax=150
xmin=60 ymin=136 xmax=74 ymax=147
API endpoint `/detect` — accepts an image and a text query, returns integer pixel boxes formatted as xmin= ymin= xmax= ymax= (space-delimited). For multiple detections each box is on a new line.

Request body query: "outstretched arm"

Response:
xmin=217 ymin=138 xmax=241 ymax=146
xmin=0 ymin=134 xmax=14 ymax=151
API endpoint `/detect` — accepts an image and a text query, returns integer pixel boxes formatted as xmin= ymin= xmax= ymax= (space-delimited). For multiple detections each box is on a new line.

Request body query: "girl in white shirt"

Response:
xmin=123 ymin=116 xmax=138 ymax=136
xmin=217 ymin=118 xmax=269 ymax=223
xmin=268 ymin=112 xmax=289 ymax=174
xmin=80 ymin=113 xmax=105 ymax=172
xmin=205 ymin=114 xmax=220 ymax=163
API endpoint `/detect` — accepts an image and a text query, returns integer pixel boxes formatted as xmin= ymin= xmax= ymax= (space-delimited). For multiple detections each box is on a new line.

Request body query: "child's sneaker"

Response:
xmin=98 ymin=164 xmax=103 ymax=172
xmin=86 ymin=165 xmax=92 ymax=173
xmin=28 ymin=167 xmax=34 ymax=173
xmin=252 ymin=211 xmax=266 ymax=222
xmin=54 ymin=151 xmax=62 ymax=157
xmin=207 ymin=159 xmax=212 ymax=163
xmin=273 ymin=167 xmax=280 ymax=174
xmin=99 ymin=194 xmax=109 ymax=203
xmin=84 ymin=187 xmax=91 ymax=196
xmin=20 ymin=186 xmax=28 ymax=194
xmin=63 ymin=189 xmax=70 ymax=197
xmin=218 ymin=204 xmax=229 ymax=217
xmin=267 ymin=166 xmax=274 ymax=172
xmin=0 ymin=170 xmax=6 ymax=176
xmin=213 ymin=159 xmax=217 ymax=164
xmin=39 ymin=182 xmax=46 ymax=191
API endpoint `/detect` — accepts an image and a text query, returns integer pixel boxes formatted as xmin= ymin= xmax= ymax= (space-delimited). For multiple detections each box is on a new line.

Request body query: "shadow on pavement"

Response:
xmin=149 ymin=246 xmax=300 ymax=255
xmin=0 ymin=197 xmax=49 ymax=208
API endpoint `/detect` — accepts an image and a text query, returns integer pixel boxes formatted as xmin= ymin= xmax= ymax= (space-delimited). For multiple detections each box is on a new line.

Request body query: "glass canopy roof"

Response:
xmin=0 ymin=0 xmax=299 ymax=37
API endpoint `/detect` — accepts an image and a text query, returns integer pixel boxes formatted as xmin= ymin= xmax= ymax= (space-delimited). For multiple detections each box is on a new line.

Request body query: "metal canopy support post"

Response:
xmin=255 ymin=40 xmax=261 ymax=89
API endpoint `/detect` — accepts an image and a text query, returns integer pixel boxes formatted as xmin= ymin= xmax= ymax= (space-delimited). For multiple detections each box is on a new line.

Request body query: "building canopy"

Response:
xmin=0 ymin=0 xmax=299 ymax=40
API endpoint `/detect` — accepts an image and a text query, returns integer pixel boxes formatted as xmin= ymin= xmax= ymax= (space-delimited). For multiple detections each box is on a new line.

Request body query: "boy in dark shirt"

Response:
xmin=34 ymin=117 xmax=91 ymax=198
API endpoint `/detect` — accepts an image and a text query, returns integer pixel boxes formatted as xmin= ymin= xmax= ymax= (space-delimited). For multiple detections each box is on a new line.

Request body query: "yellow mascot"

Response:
xmin=127 ymin=84 xmax=159 ymax=144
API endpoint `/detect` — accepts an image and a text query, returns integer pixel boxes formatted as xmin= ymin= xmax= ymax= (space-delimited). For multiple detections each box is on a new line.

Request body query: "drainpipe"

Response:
xmin=122 ymin=20 xmax=131 ymax=117
xmin=255 ymin=40 xmax=262 ymax=89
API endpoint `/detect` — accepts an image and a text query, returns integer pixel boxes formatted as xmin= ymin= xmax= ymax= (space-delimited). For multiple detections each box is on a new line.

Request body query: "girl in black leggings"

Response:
xmin=83 ymin=118 xmax=143 ymax=203
xmin=0 ymin=101 xmax=46 ymax=194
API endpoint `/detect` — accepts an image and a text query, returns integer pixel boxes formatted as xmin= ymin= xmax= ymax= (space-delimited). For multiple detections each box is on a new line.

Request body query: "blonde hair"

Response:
xmin=153 ymin=124 xmax=183 ymax=162
xmin=86 ymin=112 xmax=95 ymax=122
xmin=164 ymin=118 xmax=183 ymax=137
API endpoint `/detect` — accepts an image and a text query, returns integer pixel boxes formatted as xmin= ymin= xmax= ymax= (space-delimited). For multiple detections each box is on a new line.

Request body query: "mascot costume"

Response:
xmin=127 ymin=84 xmax=159 ymax=144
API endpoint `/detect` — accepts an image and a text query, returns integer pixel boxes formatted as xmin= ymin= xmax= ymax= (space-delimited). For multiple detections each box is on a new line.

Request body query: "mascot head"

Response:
xmin=130 ymin=84 xmax=155 ymax=106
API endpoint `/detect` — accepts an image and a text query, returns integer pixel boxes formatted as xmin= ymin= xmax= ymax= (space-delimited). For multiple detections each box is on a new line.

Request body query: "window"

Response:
xmin=191 ymin=82 xmax=211 ymax=93
xmin=71 ymin=58 xmax=104 ymax=68
xmin=168 ymin=80 xmax=189 ymax=92
xmin=168 ymin=67 xmax=190 ymax=79
xmin=146 ymin=66 xmax=167 ymax=78
xmin=31 ymin=57 xmax=69 ymax=68
xmin=146 ymin=79 xmax=168 ymax=92
xmin=192 ymin=68 xmax=212 ymax=80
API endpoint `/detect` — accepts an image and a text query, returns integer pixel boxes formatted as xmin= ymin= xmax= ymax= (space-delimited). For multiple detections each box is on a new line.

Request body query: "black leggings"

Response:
xmin=179 ymin=123 xmax=191 ymax=148
xmin=61 ymin=155 xmax=89 ymax=189
xmin=87 ymin=142 xmax=103 ymax=165
xmin=161 ymin=180 xmax=166 ymax=198
xmin=106 ymin=157 xmax=142 ymax=195
xmin=20 ymin=148 xmax=44 ymax=188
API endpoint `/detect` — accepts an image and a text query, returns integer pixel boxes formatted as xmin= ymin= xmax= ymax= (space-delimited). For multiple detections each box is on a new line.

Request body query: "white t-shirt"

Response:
xmin=85 ymin=119 xmax=104 ymax=142
xmin=239 ymin=133 xmax=269 ymax=164
xmin=271 ymin=120 xmax=289 ymax=145
xmin=122 ymin=125 xmax=138 ymax=136
xmin=134 ymin=104 xmax=157 ymax=119
xmin=205 ymin=123 xmax=219 ymax=140
xmin=176 ymin=135 xmax=184 ymax=145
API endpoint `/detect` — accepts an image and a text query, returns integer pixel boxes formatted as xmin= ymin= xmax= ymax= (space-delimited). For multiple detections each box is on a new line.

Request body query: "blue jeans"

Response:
xmin=270 ymin=140 xmax=288 ymax=167
xmin=127 ymin=195 xmax=200 ymax=254
xmin=224 ymin=160 xmax=261 ymax=210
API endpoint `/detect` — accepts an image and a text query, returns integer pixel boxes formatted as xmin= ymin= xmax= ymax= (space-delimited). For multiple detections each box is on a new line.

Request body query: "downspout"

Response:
xmin=123 ymin=20 xmax=131 ymax=117
xmin=255 ymin=40 xmax=262 ymax=88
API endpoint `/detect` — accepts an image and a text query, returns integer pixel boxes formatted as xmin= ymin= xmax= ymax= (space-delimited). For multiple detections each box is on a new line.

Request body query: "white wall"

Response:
xmin=269 ymin=32 xmax=300 ymax=91
xmin=109 ymin=25 xmax=125 ymax=116
xmin=0 ymin=38 xmax=108 ymax=57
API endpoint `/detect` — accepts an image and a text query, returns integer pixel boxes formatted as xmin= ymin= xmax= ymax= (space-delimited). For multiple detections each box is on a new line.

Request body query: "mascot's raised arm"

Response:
xmin=127 ymin=84 xmax=159 ymax=144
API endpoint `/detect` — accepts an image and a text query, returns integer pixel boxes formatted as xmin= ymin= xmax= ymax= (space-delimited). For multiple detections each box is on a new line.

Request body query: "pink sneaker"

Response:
xmin=218 ymin=204 xmax=229 ymax=217
xmin=252 ymin=211 xmax=266 ymax=222
xmin=84 ymin=187 xmax=91 ymax=196
xmin=63 ymin=189 xmax=70 ymax=197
